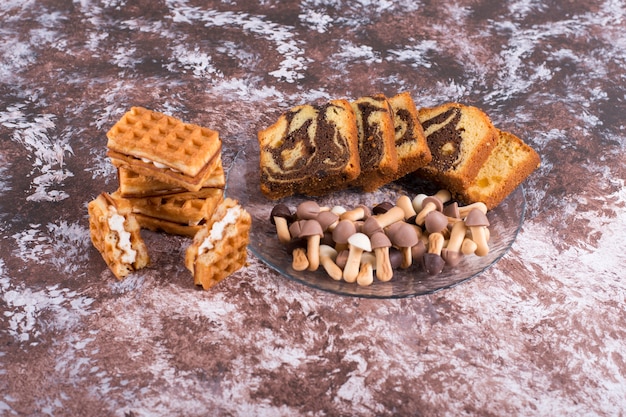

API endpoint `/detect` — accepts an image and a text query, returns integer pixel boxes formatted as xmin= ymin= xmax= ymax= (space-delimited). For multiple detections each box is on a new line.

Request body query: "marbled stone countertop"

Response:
xmin=1 ymin=1 xmax=625 ymax=416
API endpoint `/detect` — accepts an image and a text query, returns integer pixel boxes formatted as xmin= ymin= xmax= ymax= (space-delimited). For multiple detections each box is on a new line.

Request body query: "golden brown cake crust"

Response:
xmin=457 ymin=130 xmax=541 ymax=209
xmin=416 ymin=102 xmax=498 ymax=192
xmin=258 ymin=99 xmax=360 ymax=199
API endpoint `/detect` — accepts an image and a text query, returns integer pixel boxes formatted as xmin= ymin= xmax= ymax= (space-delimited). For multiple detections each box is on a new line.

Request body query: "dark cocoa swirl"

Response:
xmin=393 ymin=108 xmax=413 ymax=147
xmin=356 ymin=98 xmax=388 ymax=169
xmin=420 ymin=108 xmax=463 ymax=171
xmin=263 ymin=103 xmax=352 ymax=184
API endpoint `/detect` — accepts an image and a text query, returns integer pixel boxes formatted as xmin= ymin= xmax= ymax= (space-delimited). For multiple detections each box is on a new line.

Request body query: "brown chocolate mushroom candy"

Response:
xmin=424 ymin=232 xmax=445 ymax=275
xmin=332 ymin=219 xmax=357 ymax=252
xmin=385 ymin=221 xmax=419 ymax=269
xmin=441 ymin=220 xmax=466 ymax=266
xmin=270 ymin=203 xmax=293 ymax=244
xmin=372 ymin=201 xmax=394 ymax=215
xmin=414 ymin=196 xmax=444 ymax=226
xmin=296 ymin=200 xmax=322 ymax=220
xmin=300 ymin=219 xmax=324 ymax=271
xmin=370 ymin=231 xmax=393 ymax=282
xmin=465 ymin=208 xmax=490 ymax=256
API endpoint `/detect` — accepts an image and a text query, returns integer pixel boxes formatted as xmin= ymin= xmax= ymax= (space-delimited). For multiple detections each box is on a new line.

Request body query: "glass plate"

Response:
xmin=226 ymin=140 xmax=526 ymax=299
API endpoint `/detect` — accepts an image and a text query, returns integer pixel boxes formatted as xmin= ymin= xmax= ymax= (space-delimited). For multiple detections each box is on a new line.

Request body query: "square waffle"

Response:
xmin=111 ymin=187 xmax=224 ymax=237
xmin=88 ymin=192 xmax=150 ymax=279
xmin=106 ymin=107 xmax=222 ymax=192
xmin=185 ymin=198 xmax=251 ymax=290
xmin=116 ymin=159 xmax=225 ymax=198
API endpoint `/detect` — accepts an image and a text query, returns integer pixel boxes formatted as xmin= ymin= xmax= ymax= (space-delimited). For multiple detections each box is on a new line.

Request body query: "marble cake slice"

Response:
xmin=416 ymin=102 xmax=499 ymax=193
xmin=349 ymin=94 xmax=398 ymax=192
xmin=387 ymin=92 xmax=432 ymax=180
xmin=258 ymin=99 xmax=361 ymax=199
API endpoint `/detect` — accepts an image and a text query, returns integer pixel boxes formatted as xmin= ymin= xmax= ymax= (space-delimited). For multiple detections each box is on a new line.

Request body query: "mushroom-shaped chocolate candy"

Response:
xmin=412 ymin=193 xmax=427 ymax=213
xmin=356 ymin=252 xmax=376 ymax=286
xmin=362 ymin=205 xmax=405 ymax=237
xmin=458 ymin=201 xmax=488 ymax=219
xmin=370 ymin=231 xmax=393 ymax=282
xmin=465 ymin=208 xmax=490 ymax=256
xmin=292 ymin=247 xmax=309 ymax=271
xmin=396 ymin=195 xmax=417 ymax=220
xmin=386 ymin=222 xmax=419 ymax=269
xmin=342 ymin=232 xmax=371 ymax=283
xmin=288 ymin=219 xmax=306 ymax=240
xmin=335 ymin=249 xmax=349 ymax=269
xmin=300 ymin=219 xmax=324 ymax=271
xmin=270 ymin=204 xmax=293 ymax=244
xmin=443 ymin=201 xmax=461 ymax=219
xmin=317 ymin=210 xmax=339 ymax=232
xmin=424 ymin=210 xmax=449 ymax=234
xmin=424 ymin=232 xmax=446 ymax=275
xmin=414 ymin=195 xmax=444 ymax=226
xmin=372 ymin=201 xmax=394 ymax=215
xmin=332 ymin=219 xmax=356 ymax=252
xmin=319 ymin=245 xmax=342 ymax=281
xmin=441 ymin=220 xmax=466 ymax=266
xmin=296 ymin=201 xmax=322 ymax=220
xmin=340 ymin=204 xmax=371 ymax=222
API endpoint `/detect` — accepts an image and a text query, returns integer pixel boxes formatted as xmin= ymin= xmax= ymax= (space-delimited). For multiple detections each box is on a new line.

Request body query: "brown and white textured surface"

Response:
xmin=1 ymin=1 xmax=625 ymax=416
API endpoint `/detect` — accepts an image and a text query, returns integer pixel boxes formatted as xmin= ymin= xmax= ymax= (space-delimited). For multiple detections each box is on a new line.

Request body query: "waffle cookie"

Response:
xmin=116 ymin=160 xmax=225 ymax=198
xmin=185 ymin=198 xmax=251 ymax=290
xmin=88 ymin=192 xmax=150 ymax=279
xmin=455 ymin=130 xmax=541 ymax=209
xmin=106 ymin=107 xmax=222 ymax=192
xmin=350 ymin=94 xmax=398 ymax=191
xmin=258 ymin=99 xmax=361 ymax=199
xmin=416 ymin=102 xmax=498 ymax=193
xmin=388 ymin=92 xmax=432 ymax=180
xmin=111 ymin=187 xmax=224 ymax=237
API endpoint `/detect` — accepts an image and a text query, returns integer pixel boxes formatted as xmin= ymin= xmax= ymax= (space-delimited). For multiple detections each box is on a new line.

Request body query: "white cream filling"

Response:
xmin=140 ymin=157 xmax=180 ymax=173
xmin=198 ymin=206 xmax=242 ymax=255
xmin=107 ymin=206 xmax=137 ymax=264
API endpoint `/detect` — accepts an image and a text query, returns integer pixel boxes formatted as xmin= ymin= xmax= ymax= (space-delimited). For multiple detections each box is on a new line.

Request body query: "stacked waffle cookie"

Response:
xmin=88 ymin=107 xmax=250 ymax=289
xmin=106 ymin=106 xmax=226 ymax=238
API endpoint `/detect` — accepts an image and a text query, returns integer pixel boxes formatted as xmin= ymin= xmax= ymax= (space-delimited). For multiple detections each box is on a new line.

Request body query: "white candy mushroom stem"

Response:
xmin=396 ymin=195 xmax=416 ymax=219
xmin=356 ymin=252 xmax=376 ymax=287
xmin=343 ymin=232 xmax=371 ymax=283
xmin=374 ymin=206 xmax=405 ymax=228
xmin=340 ymin=204 xmax=371 ymax=222
xmin=319 ymin=245 xmax=342 ymax=281
xmin=458 ymin=201 xmax=488 ymax=218
xmin=447 ymin=220 xmax=467 ymax=252
xmin=465 ymin=208 xmax=490 ymax=256
xmin=292 ymin=247 xmax=309 ymax=271
xmin=461 ymin=238 xmax=478 ymax=255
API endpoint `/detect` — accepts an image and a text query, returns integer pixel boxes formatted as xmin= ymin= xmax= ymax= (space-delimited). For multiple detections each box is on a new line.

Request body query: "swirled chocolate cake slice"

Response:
xmin=416 ymin=103 xmax=498 ymax=193
xmin=258 ymin=99 xmax=360 ymax=200
xmin=349 ymin=94 xmax=398 ymax=192
xmin=388 ymin=92 xmax=432 ymax=180
xmin=456 ymin=130 xmax=540 ymax=209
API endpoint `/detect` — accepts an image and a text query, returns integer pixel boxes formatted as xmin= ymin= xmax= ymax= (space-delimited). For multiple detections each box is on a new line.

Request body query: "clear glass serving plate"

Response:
xmin=226 ymin=140 xmax=525 ymax=299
